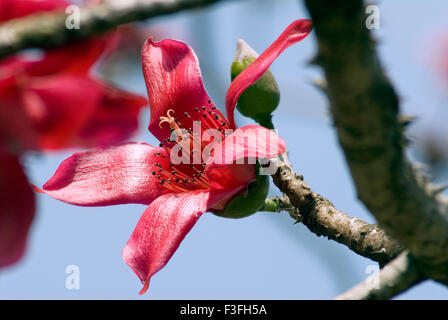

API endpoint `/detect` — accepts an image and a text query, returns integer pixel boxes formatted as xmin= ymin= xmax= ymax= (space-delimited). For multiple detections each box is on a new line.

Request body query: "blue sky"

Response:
xmin=1 ymin=0 xmax=448 ymax=299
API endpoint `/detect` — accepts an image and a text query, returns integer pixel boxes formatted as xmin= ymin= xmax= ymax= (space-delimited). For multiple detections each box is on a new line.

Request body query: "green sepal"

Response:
xmin=231 ymin=43 xmax=280 ymax=129
xmin=213 ymin=164 xmax=270 ymax=219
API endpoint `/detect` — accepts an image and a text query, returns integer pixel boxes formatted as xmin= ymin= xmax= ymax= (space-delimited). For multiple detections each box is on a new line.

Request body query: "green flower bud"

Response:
xmin=213 ymin=167 xmax=269 ymax=219
xmin=231 ymin=39 xmax=280 ymax=129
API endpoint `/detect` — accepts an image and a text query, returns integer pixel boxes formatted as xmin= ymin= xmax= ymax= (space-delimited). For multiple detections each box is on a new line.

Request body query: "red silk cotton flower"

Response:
xmin=0 ymin=0 xmax=146 ymax=268
xmin=41 ymin=19 xmax=313 ymax=294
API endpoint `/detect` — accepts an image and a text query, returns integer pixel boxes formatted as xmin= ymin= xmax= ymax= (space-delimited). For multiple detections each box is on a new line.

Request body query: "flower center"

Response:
xmin=151 ymin=161 xmax=209 ymax=193
xmin=154 ymin=103 xmax=232 ymax=192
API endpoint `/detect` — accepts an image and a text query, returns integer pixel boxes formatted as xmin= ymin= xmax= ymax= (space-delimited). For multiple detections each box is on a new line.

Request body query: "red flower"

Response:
xmin=0 ymin=0 xmax=147 ymax=268
xmin=40 ymin=19 xmax=312 ymax=293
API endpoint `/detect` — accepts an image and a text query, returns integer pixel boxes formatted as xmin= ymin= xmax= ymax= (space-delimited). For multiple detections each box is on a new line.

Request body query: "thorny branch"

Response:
xmin=303 ymin=0 xmax=448 ymax=295
xmin=267 ymin=162 xmax=403 ymax=266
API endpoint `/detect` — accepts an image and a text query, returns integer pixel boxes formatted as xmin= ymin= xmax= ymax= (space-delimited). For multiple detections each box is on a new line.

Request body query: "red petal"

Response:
xmin=0 ymin=154 xmax=35 ymax=268
xmin=2 ymin=74 xmax=144 ymax=152
xmin=0 ymin=34 xmax=114 ymax=90
xmin=209 ymin=124 xmax=286 ymax=161
xmin=29 ymin=34 xmax=115 ymax=75
xmin=207 ymin=163 xmax=256 ymax=191
xmin=0 ymin=57 xmax=34 ymax=90
xmin=205 ymin=125 xmax=285 ymax=190
xmin=122 ymin=188 xmax=241 ymax=294
xmin=142 ymin=39 xmax=223 ymax=142
xmin=71 ymin=80 xmax=147 ymax=148
xmin=21 ymin=74 xmax=103 ymax=150
xmin=225 ymin=19 xmax=313 ymax=128
xmin=42 ymin=142 xmax=171 ymax=206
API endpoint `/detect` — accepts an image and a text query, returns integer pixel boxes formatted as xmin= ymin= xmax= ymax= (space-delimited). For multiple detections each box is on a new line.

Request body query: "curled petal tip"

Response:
xmin=139 ymin=279 xmax=150 ymax=295
xmin=295 ymin=19 xmax=313 ymax=34
xmin=145 ymin=37 xmax=164 ymax=48
xmin=143 ymin=37 xmax=152 ymax=48
xmin=143 ymin=37 xmax=156 ymax=51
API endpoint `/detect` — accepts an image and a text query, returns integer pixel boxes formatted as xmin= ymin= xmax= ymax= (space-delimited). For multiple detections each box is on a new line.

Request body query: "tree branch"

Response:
xmin=0 ymin=0 xmax=231 ymax=59
xmin=303 ymin=0 xmax=448 ymax=284
xmin=335 ymin=251 xmax=423 ymax=300
xmin=268 ymin=162 xmax=403 ymax=266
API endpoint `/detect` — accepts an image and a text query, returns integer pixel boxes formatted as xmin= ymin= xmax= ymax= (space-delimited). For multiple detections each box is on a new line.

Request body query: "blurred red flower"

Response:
xmin=0 ymin=0 xmax=147 ymax=268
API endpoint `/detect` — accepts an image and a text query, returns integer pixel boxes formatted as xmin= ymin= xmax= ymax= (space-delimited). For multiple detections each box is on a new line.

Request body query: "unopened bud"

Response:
xmin=231 ymin=39 xmax=280 ymax=129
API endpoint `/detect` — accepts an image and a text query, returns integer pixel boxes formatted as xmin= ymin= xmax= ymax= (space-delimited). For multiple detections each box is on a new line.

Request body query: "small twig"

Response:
xmin=0 ymin=0 xmax=231 ymax=59
xmin=335 ymin=251 xmax=423 ymax=300
xmin=263 ymin=196 xmax=301 ymax=221
xmin=268 ymin=162 xmax=403 ymax=266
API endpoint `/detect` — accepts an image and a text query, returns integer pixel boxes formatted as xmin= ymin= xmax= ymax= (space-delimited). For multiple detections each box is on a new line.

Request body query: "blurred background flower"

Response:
xmin=0 ymin=0 xmax=146 ymax=270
